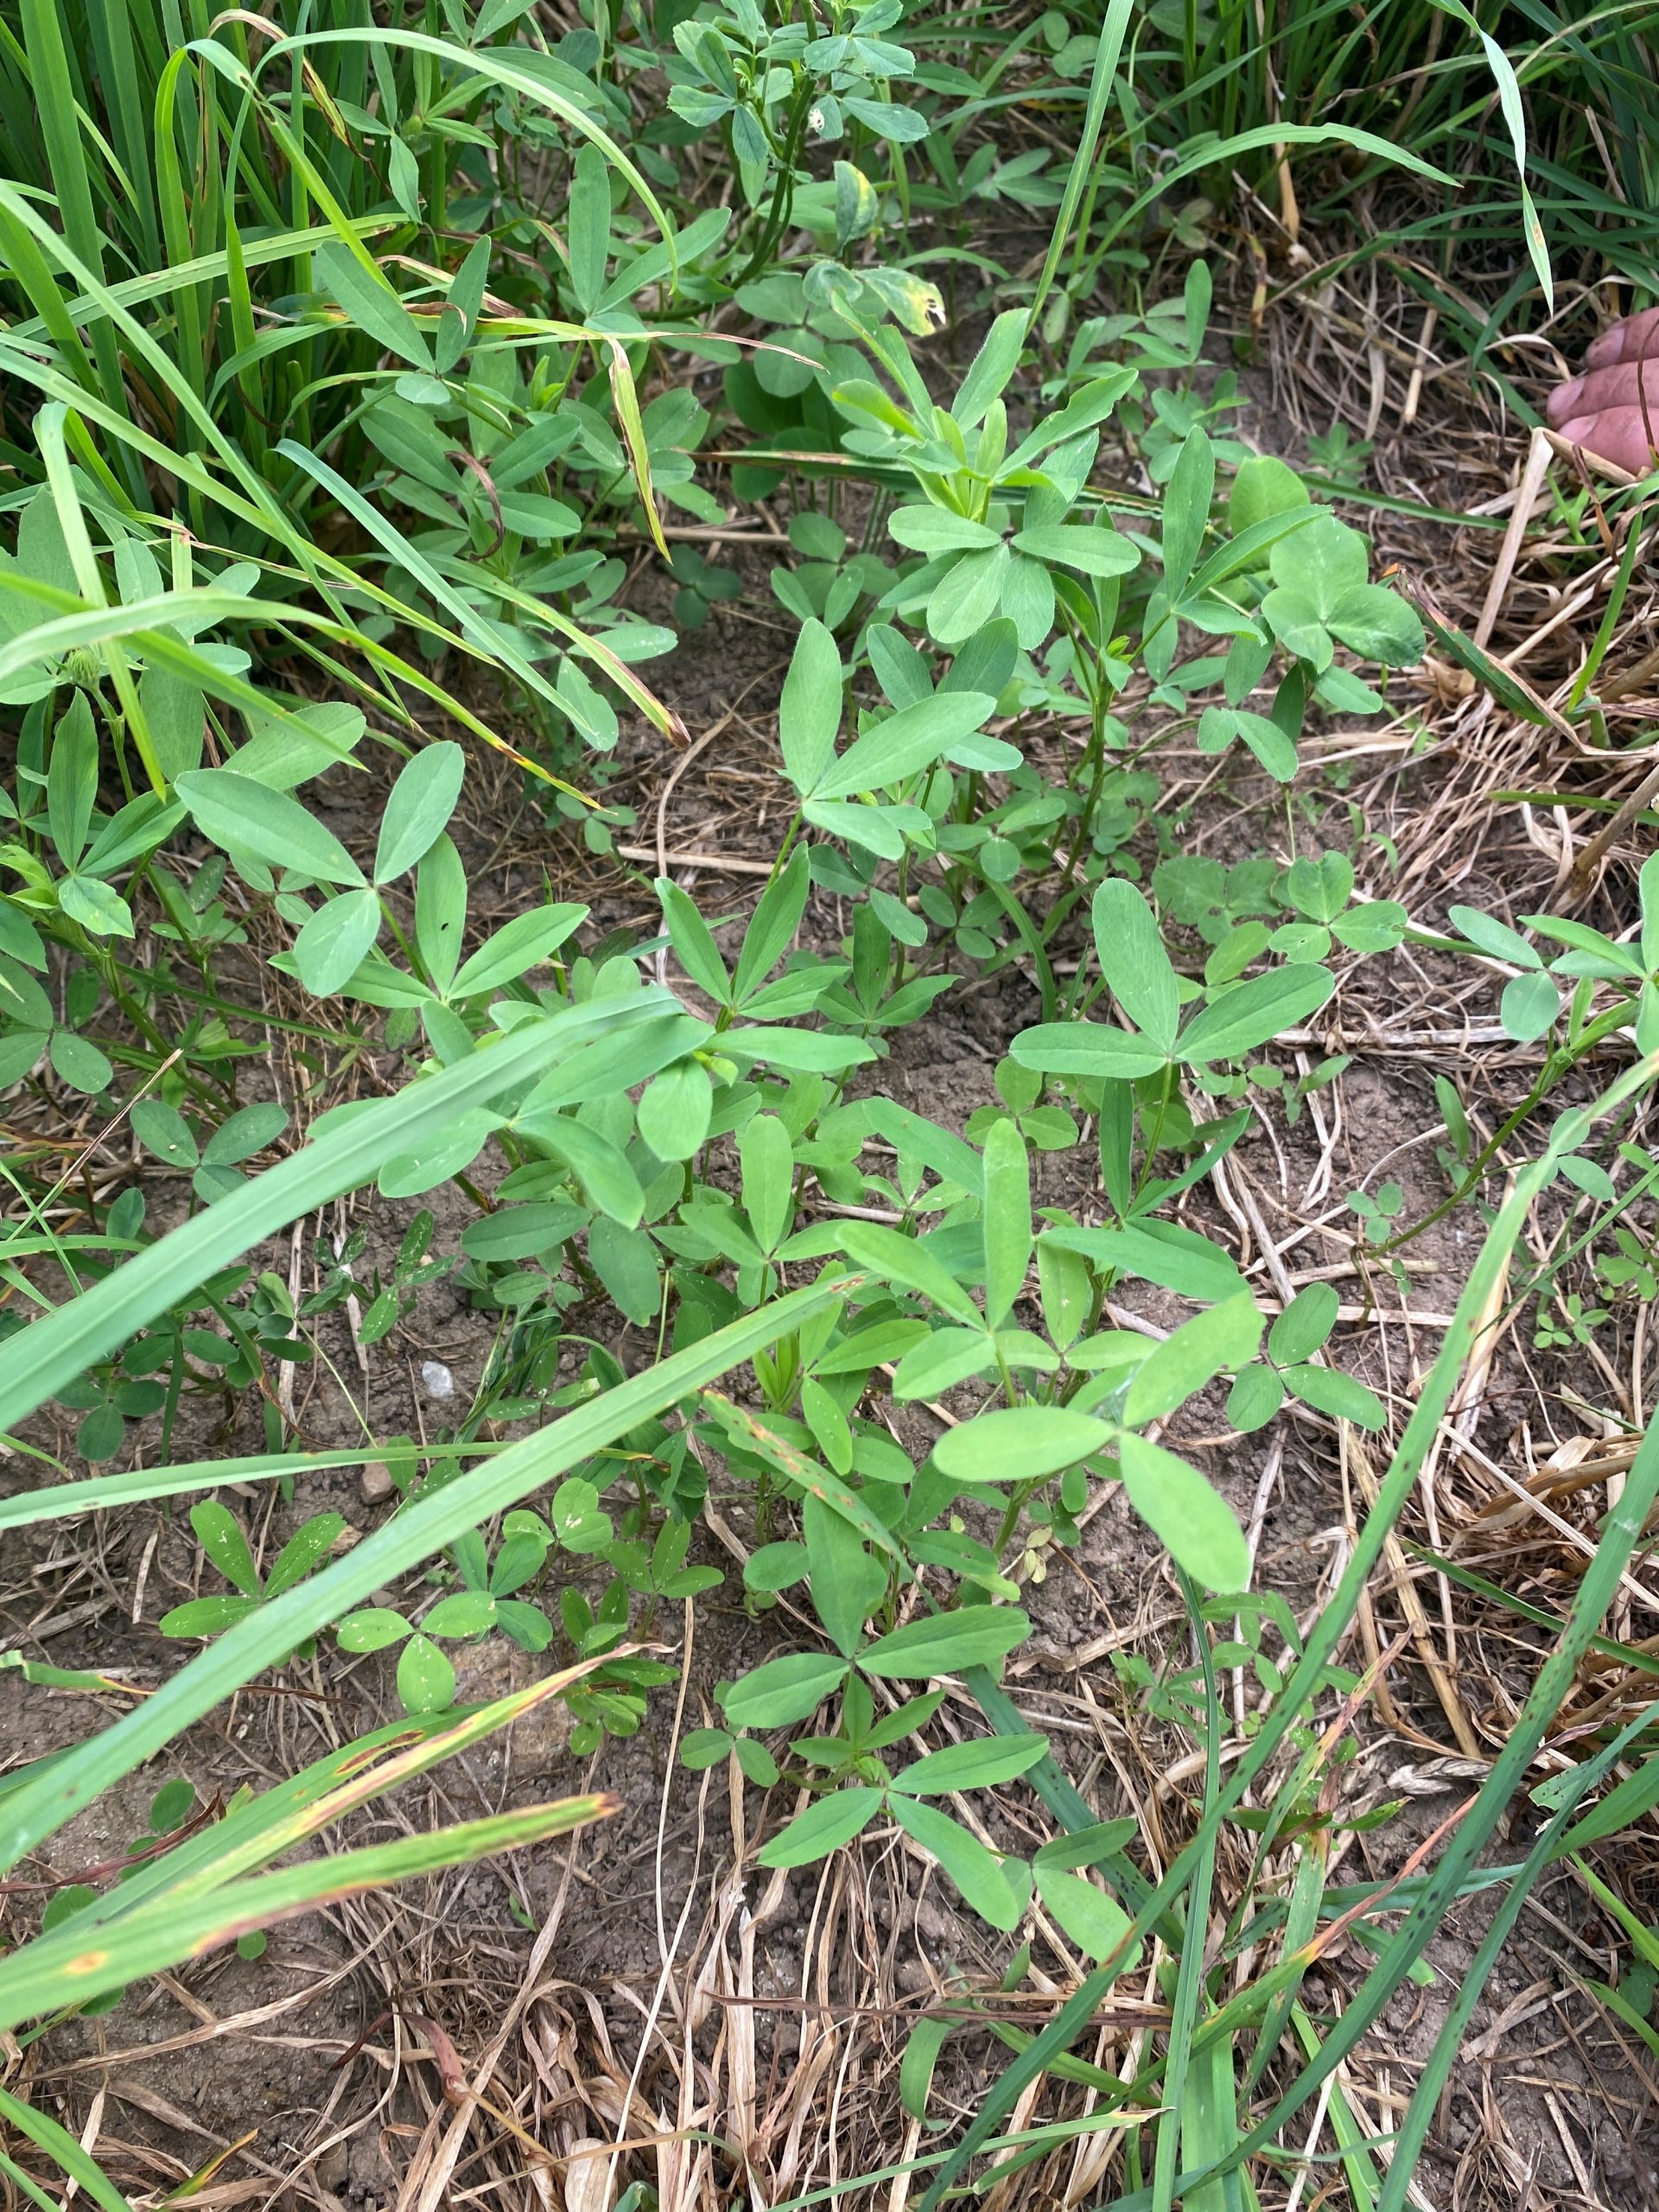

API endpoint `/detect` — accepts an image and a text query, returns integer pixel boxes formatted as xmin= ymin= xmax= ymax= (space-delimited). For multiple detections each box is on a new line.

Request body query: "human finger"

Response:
xmin=1553 ymin=406 xmax=1659 ymax=478
xmin=1584 ymin=305 xmax=1659 ymax=370
xmin=1547 ymin=355 xmax=1659 ymax=426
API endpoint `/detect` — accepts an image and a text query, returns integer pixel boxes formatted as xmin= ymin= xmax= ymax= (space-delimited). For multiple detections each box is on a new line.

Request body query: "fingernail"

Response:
xmin=1547 ymin=378 xmax=1581 ymax=423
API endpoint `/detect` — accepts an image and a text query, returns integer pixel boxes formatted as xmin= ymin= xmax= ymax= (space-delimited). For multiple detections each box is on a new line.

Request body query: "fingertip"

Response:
xmin=1546 ymin=378 xmax=1581 ymax=424
xmin=1557 ymin=409 xmax=1656 ymax=479
xmin=1585 ymin=327 xmax=1626 ymax=369
xmin=1586 ymin=305 xmax=1659 ymax=370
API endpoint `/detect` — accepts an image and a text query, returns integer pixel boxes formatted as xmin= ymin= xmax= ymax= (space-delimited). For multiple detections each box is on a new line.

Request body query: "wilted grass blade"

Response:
xmin=0 ymin=1796 xmax=620 ymax=2025
xmin=67 ymin=1661 xmax=623 ymax=1926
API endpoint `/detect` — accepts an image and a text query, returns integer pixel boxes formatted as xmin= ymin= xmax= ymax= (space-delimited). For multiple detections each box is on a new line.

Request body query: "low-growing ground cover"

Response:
xmin=2 ymin=4 xmax=1658 ymax=2208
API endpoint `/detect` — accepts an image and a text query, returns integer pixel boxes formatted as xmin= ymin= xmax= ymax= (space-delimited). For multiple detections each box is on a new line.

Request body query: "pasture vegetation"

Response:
xmin=0 ymin=0 xmax=1656 ymax=2205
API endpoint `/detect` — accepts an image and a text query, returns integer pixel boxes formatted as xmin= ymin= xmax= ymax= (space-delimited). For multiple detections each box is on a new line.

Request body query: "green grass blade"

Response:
xmin=24 ymin=1675 xmax=620 ymax=1948
xmin=1155 ymin=1573 xmax=1222 ymax=2212
xmin=1247 ymin=1838 xmax=1327 ymax=2088
xmin=153 ymin=43 xmax=209 ymax=403
xmin=16 ymin=0 xmax=133 ymax=455
xmin=1568 ymin=1854 xmax=1659 ymax=1977
xmin=261 ymin=25 xmax=677 ymax=283
xmin=85 ymin=0 xmax=157 ymax=269
xmin=0 ymin=1441 xmax=502 ymax=1530
xmin=8 ymin=215 xmax=397 ymax=340
xmin=1088 ymin=123 xmax=1452 ymax=281
xmin=0 ymin=1796 xmax=616 ymax=2027
xmin=1561 ymin=1739 xmax=1659 ymax=1851
xmin=1375 ymin=1703 xmax=1659 ymax=2210
xmin=1406 ymin=1542 xmax=1659 ymax=1687
xmin=1188 ymin=1466 xmax=1659 ymax=2205
xmin=0 ymin=996 xmax=679 ymax=1440
xmin=0 ymin=194 xmax=101 ymax=392
xmin=0 ymin=1267 xmax=856 ymax=1872
xmin=0 ymin=584 xmax=334 ymax=683
xmin=0 ymin=2082 xmax=135 ymax=2212
xmin=1181 ymin=2030 xmax=1244 ymax=2212
xmin=33 ymin=400 xmax=165 ymax=792
xmin=0 ymin=342 xmax=605 ymax=767
xmin=0 ymin=561 xmax=506 ymax=770
xmin=915 ymin=1052 xmax=1659 ymax=2209
xmin=0 ymin=2147 xmax=70 ymax=2212
xmin=0 ymin=181 xmax=370 ymax=636
xmin=1289 ymin=2006 xmax=1381 ymax=2212
xmin=1028 ymin=0 xmax=1134 ymax=327
xmin=64 ymin=1665 xmax=615 ymax=1928
xmin=274 ymin=435 xmax=571 ymax=715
